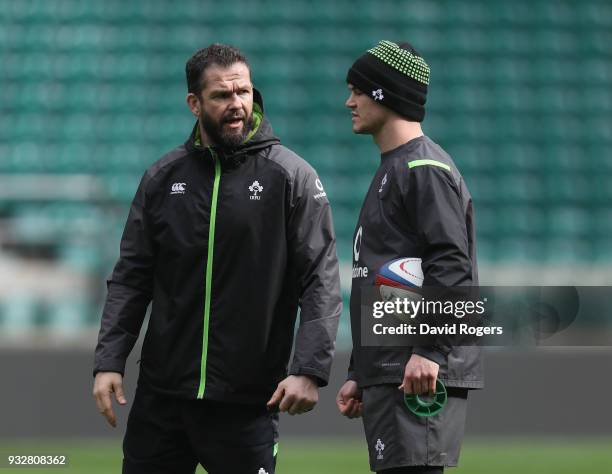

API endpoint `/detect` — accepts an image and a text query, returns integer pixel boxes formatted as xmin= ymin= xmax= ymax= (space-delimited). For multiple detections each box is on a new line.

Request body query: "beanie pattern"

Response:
xmin=367 ymin=40 xmax=430 ymax=85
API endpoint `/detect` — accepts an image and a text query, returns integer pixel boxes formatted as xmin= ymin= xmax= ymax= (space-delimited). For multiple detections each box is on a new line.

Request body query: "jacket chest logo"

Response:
xmin=248 ymin=180 xmax=263 ymax=200
xmin=352 ymin=226 xmax=369 ymax=278
xmin=379 ymin=173 xmax=388 ymax=193
xmin=313 ymin=178 xmax=327 ymax=200
xmin=170 ymin=182 xmax=186 ymax=195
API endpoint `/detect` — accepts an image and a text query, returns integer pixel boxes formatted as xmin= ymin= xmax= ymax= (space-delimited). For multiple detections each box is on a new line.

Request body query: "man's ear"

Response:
xmin=186 ymin=93 xmax=202 ymax=118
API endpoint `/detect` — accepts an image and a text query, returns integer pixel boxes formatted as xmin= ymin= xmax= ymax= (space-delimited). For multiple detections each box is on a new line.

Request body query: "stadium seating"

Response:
xmin=1 ymin=0 xmax=610 ymax=333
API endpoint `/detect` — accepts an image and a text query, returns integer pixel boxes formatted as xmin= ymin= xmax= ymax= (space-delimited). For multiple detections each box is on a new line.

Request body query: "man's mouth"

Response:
xmin=224 ymin=116 xmax=245 ymax=129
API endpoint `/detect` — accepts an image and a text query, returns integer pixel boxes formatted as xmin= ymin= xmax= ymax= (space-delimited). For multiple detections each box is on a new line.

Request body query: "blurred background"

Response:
xmin=1 ymin=0 xmax=611 ymax=472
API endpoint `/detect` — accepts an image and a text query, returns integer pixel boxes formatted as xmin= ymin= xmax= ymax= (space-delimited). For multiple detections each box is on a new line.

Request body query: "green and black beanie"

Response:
xmin=347 ymin=40 xmax=430 ymax=122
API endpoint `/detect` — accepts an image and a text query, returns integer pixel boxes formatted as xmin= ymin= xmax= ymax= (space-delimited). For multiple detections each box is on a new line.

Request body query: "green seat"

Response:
xmin=543 ymin=238 xmax=593 ymax=263
xmin=496 ymin=237 xmax=543 ymax=262
xmin=1 ymin=295 xmax=39 ymax=333
xmin=46 ymin=297 xmax=92 ymax=334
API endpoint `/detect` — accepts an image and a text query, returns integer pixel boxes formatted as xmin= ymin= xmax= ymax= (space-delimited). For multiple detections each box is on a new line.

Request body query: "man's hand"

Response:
xmin=266 ymin=375 xmax=318 ymax=415
xmin=399 ymin=354 xmax=439 ymax=395
xmin=92 ymin=372 xmax=127 ymax=428
xmin=336 ymin=380 xmax=363 ymax=419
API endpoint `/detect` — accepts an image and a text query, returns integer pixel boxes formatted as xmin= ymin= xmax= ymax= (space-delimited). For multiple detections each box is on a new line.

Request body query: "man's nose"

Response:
xmin=229 ymin=93 xmax=242 ymax=109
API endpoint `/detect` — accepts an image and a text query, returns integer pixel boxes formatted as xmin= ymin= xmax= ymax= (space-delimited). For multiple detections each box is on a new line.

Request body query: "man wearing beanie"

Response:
xmin=336 ymin=40 xmax=483 ymax=473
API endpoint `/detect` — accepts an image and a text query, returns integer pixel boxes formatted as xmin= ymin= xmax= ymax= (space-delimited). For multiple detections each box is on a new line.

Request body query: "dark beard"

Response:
xmin=200 ymin=111 xmax=254 ymax=150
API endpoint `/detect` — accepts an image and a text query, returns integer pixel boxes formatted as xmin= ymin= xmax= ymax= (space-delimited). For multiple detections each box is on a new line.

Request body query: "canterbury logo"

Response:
xmin=170 ymin=182 xmax=186 ymax=195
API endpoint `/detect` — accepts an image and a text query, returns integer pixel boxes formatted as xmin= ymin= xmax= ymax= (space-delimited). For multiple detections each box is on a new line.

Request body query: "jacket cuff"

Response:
xmin=289 ymin=366 xmax=329 ymax=387
xmin=93 ymin=358 xmax=126 ymax=378
xmin=411 ymin=346 xmax=447 ymax=366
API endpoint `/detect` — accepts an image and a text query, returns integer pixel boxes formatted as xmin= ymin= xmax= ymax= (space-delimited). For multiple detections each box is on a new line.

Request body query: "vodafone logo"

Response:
xmin=352 ymin=226 xmax=368 ymax=279
xmin=354 ymin=226 xmax=362 ymax=262
xmin=313 ymin=178 xmax=327 ymax=200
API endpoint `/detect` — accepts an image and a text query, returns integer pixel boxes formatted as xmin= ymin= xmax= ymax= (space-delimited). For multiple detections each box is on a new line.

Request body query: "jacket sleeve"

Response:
xmin=401 ymin=163 xmax=473 ymax=366
xmin=346 ymin=351 xmax=356 ymax=381
xmin=287 ymin=166 xmax=342 ymax=387
xmin=93 ymin=171 xmax=156 ymax=377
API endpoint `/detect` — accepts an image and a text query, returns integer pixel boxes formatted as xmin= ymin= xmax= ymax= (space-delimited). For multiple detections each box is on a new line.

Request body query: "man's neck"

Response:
xmin=373 ymin=118 xmax=423 ymax=154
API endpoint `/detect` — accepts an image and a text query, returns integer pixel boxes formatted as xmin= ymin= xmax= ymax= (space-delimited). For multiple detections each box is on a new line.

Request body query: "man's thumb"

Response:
xmin=267 ymin=386 xmax=284 ymax=408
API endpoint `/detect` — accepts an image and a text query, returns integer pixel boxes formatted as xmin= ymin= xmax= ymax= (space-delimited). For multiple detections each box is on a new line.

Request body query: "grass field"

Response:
xmin=1 ymin=437 xmax=610 ymax=473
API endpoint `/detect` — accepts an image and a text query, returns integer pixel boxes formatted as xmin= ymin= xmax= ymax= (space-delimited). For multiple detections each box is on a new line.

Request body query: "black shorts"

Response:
xmin=362 ymin=385 xmax=469 ymax=472
xmin=123 ymin=384 xmax=279 ymax=474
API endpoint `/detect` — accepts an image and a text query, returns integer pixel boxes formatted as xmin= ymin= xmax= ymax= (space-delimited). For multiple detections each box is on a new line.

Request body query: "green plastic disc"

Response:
xmin=403 ymin=379 xmax=447 ymax=417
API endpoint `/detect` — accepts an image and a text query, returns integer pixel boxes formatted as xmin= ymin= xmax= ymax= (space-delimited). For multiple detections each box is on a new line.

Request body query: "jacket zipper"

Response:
xmin=197 ymin=148 xmax=221 ymax=399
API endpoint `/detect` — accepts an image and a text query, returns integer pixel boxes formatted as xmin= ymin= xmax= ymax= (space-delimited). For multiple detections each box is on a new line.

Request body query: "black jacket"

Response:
xmin=348 ymin=135 xmax=484 ymax=389
xmin=94 ymin=94 xmax=342 ymax=403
